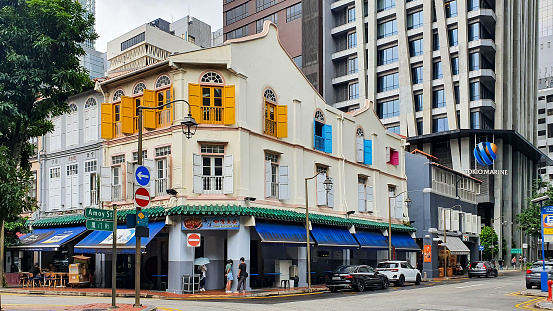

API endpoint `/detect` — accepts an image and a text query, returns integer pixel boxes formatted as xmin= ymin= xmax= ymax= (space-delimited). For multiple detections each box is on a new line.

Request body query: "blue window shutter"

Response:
xmin=364 ymin=140 xmax=373 ymax=165
xmin=313 ymin=119 xmax=317 ymax=148
xmin=324 ymin=124 xmax=332 ymax=153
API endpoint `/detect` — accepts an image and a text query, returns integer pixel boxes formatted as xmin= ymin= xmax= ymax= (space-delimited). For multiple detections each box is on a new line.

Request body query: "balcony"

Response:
xmin=155 ymin=178 xmax=167 ymax=197
xmin=265 ymin=119 xmax=276 ymax=136
xmin=332 ymin=72 xmax=359 ymax=85
xmin=202 ymin=176 xmax=223 ymax=194
xmin=331 ymin=22 xmax=356 ymax=36
xmin=331 ymin=47 xmax=358 ymax=61
xmin=269 ymin=182 xmax=279 ymax=199
xmin=114 ymin=122 xmax=122 ymax=137
xmin=90 ymin=189 xmax=99 ymax=206
xmin=201 ymin=107 xmax=224 ymax=124
xmin=331 ymin=0 xmax=354 ymax=11
xmin=112 ymin=185 xmax=122 ymax=202
xmin=158 ymin=109 xmax=171 ymax=127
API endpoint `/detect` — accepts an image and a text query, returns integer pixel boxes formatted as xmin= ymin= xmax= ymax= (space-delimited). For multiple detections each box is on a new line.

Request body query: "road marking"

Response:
xmin=158 ymin=308 xmax=183 ymax=311
xmin=515 ymin=296 xmax=545 ymax=310
xmin=455 ymin=283 xmax=483 ymax=289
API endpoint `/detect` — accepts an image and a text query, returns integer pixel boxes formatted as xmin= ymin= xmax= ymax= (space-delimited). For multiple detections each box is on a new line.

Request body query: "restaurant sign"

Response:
xmin=181 ymin=216 xmax=240 ymax=230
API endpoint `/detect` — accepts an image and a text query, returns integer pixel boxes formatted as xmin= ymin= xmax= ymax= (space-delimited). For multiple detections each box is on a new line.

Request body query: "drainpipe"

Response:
xmin=338 ymin=113 xmax=348 ymax=212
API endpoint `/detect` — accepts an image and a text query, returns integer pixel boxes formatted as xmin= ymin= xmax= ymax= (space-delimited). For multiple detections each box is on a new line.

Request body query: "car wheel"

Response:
xmin=329 ymin=286 xmax=338 ymax=292
xmin=526 ymin=283 xmax=533 ymax=289
xmin=381 ymin=279 xmax=389 ymax=289
xmin=494 ymin=271 xmax=498 ymax=277
xmin=486 ymin=271 xmax=490 ymax=278
xmin=415 ymin=274 xmax=421 ymax=285
xmin=356 ymin=280 xmax=365 ymax=292
xmin=398 ymin=275 xmax=405 ymax=287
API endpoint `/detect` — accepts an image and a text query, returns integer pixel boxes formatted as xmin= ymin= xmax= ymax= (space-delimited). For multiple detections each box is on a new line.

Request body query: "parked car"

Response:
xmin=375 ymin=261 xmax=421 ymax=287
xmin=525 ymin=261 xmax=553 ymax=289
xmin=326 ymin=265 xmax=389 ymax=292
xmin=468 ymin=261 xmax=498 ymax=278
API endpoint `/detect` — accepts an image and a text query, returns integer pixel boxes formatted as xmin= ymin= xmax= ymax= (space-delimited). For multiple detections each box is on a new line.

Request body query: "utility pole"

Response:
xmin=134 ymin=108 xmax=143 ymax=308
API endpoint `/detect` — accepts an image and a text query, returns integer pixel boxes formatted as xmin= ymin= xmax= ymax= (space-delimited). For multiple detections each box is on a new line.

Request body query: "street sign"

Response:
xmin=479 ymin=246 xmax=484 ymax=251
xmin=86 ymin=219 xmax=114 ymax=231
xmin=85 ymin=207 xmax=114 ymax=220
xmin=511 ymin=248 xmax=522 ymax=254
xmin=134 ymin=187 xmax=150 ymax=208
xmin=135 ymin=165 xmax=150 ymax=187
xmin=136 ymin=211 xmax=149 ymax=227
xmin=187 ymin=233 xmax=201 ymax=247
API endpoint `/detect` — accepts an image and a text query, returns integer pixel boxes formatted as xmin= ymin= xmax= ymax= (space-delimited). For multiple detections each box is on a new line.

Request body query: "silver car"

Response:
xmin=526 ymin=261 xmax=553 ymax=289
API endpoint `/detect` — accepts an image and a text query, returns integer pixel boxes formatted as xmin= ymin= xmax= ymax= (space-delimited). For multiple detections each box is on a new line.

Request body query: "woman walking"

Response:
xmin=225 ymin=259 xmax=234 ymax=293
xmin=199 ymin=264 xmax=207 ymax=292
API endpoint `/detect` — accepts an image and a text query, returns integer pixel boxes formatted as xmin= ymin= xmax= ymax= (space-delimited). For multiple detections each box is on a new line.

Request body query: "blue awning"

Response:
xmin=12 ymin=227 xmax=88 ymax=251
xmin=311 ymin=225 xmax=359 ymax=248
xmin=74 ymin=222 xmax=166 ymax=254
xmin=354 ymin=230 xmax=389 ymax=249
xmin=254 ymin=221 xmax=313 ymax=244
xmin=391 ymin=232 xmax=420 ymax=251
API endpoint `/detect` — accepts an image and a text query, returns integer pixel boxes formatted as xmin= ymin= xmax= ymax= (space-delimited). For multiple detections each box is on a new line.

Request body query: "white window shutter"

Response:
xmin=477 ymin=216 xmax=482 ymax=234
xmin=386 ymin=147 xmax=391 ymax=162
xmin=327 ymin=177 xmax=335 ymax=208
xmin=65 ymin=170 xmax=71 ymax=209
xmin=84 ymin=173 xmax=91 ymax=207
xmin=279 ymin=165 xmax=289 ymax=200
xmin=452 ymin=211 xmax=460 ymax=231
xmin=49 ymin=180 xmax=56 ymax=211
xmin=438 ymin=207 xmax=444 ymax=231
xmin=54 ymin=179 xmax=61 ymax=209
xmin=91 ymin=106 xmax=98 ymax=141
xmin=223 ymin=155 xmax=233 ymax=194
xmin=316 ymin=173 xmax=326 ymax=206
xmin=193 ymin=153 xmax=202 ymax=194
xmin=100 ymin=166 xmax=112 ymax=202
xmin=265 ymin=161 xmax=271 ymax=198
xmin=358 ymin=183 xmax=366 ymax=212
xmin=143 ymin=159 xmax=155 ymax=196
xmin=356 ymin=136 xmax=364 ymax=163
xmin=167 ymin=156 xmax=172 ymax=190
xmin=472 ymin=215 xmax=478 ymax=234
xmin=71 ymin=174 xmax=79 ymax=208
xmin=126 ymin=162 xmax=134 ymax=199
xmin=465 ymin=213 xmax=472 ymax=233
xmin=84 ymin=109 xmax=90 ymax=142
xmin=395 ymin=194 xmax=403 ymax=218
xmin=366 ymin=186 xmax=373 ymax=212
xmin=444 ymin=208 xmax=451 ymax=231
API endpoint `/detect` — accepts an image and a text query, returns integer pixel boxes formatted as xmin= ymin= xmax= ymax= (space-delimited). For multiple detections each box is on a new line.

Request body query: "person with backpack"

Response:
xmin=237 ymin=257 xmax=248 ymax=294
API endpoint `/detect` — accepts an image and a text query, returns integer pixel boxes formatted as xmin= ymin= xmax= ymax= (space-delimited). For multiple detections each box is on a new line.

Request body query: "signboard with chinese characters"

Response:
xmin=181 ymin=216 xmax=240 ymax=230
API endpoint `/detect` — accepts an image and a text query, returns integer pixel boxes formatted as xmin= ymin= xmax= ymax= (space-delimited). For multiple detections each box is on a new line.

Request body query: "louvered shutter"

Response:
xmin=223 ymin=155 xmax=233 ymax=194
xmin=327 ymin=177 xmax=334 ymax=208
xmin=395 ymin=194 xmax=403 ymax=218
xmin=265 ymin=161 xmax=271 ymax=198
xmin=126 ymin=162 xmax=134 ymax=200
xmin=100 ymin=166 xmax=112 ymax=202
xmin=100 ymin=103 xmax=113 ymax=139
xmin=223 ymin=85 xmax=235 ymax=125
xmin=316 ymin=174 xmax=326 ymax=206
xmin=121 ymin=96 xmax=134 ymax=134
xmin=71 ymin=174 xmax=79 ymax=207
xmin=358 ymin=183 xmax=366 ymax=212
xmin=364 ymin=140 xmax=373 ymax=165
xmin=444 ymin=208 xmax=451 ymax=231
xmin=356 ymin=136 xmax=364 ymax=162
xmin=324 ymin=124 xmax=332 ymax=153
xmin=84 ymin=173 xmax=91 ymax=207
xmin=366 ymin=186 xmax=373 ymax=212
xmin=465 ymin=213 xmax=472 ymax=233
xmin=91 ymin=105 xmax=98 ymax=141
xmin=143 ymin=90 xmax=156 ymax=129
xmin=188 ymin=84 xmax=202 ymax=123
xmin=279 ymin=165 xmax=289 ymax=200
xmin=276 ymin=105 xmax=288 ymax=138
xmin=193 ymin=154 xmax=202 ymax=194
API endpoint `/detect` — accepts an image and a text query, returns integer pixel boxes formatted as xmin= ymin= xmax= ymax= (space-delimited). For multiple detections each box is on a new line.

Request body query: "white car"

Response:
xmin=375 ymin=261 xmax=421 ymax=287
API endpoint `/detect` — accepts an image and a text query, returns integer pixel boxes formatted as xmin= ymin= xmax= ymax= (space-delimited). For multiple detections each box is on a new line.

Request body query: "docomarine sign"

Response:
xmin=464 ymin=169 xmax=509 ymax=175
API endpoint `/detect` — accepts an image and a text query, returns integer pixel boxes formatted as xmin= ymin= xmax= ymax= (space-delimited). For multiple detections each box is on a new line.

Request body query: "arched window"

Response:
xmin=85 ymin=97 xmax=97 ymax=108
xmin=200 ymin=72 xmax=224 ymax=84
xmin=356 ymin=127 xmax=364 ymax=138
xmin=264 ymin=89 xmax=278 ymax=136
xmin=264 ymin=89 xmax=277 ymax=103
xmin=112 ymin=89 xmax=125 ymax=102
xmin=69 ymin=103 xmax=77 ymax=112
xmin=133 ymin=82 xmax=147 ymax=95
xmin=66 ymin=104 xmax=78 ymax=146
xmin=315 ymin=110 xmax=325 ymax=123
xmin=155 ymin=75 xmax=171 ymax=88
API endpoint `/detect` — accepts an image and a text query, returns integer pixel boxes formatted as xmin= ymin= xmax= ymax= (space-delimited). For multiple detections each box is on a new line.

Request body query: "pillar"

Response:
xmin=227 ymin=218 xmax=251 ymax=292
xmin=286 ymin=247 xmax=307 ymax=287
xmin=167 ymin=218 xmax=194 ymax=294
xmin=204 ymin=234 xmax=225 ymax=290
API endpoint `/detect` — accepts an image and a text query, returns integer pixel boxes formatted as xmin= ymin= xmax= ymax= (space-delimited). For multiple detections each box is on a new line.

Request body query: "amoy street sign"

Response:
xmin=512 ymin=248 xmax=522 ymax=254
xmin=135 ymin=165 xmax=151 ymax=187
xmin=86 ymin=219 xmax=114 ymax=231
xmin=134 ymin=187 xmax=151 ymax=208
xmin=85 ymin=207 xmax=114 ymax=220
xmin=187 ymin=233 xmax=201 ymax=247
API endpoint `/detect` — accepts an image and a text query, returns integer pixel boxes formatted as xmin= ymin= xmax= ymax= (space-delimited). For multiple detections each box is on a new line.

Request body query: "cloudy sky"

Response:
xmin=95 ymin=0 xmax=223 ymax=53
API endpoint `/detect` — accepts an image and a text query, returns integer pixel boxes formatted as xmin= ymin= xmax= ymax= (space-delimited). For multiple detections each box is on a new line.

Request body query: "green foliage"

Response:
xmin=4 ymin=217 xmax=28 ymax=247
xmin=0 ymin=146 xmax=35 ymax=221
xmin=0 ymin=0 xmax=97 ymax=163
xmin=479 ymin=226 xmax=499 ymax=260
xmin=516 ymin=179 xmax=553 ymax=237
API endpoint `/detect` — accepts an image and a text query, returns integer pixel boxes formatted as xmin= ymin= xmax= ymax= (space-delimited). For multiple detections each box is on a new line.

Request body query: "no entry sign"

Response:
xmin=187 ymin=233 xmax=201 ymax=247
xmin=134 ymin=187 xmax=151 ymax=208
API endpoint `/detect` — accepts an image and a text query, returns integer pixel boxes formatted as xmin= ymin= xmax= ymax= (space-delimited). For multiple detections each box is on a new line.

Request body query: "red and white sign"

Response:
xmin=134 ymin=187 xmax=150 ymax=208
xmin=187 ymin=233 xmax=201 ymax=247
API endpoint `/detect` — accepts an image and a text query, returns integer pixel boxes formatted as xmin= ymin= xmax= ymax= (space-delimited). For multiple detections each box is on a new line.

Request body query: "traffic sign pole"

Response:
xmin=135 ymin=108 xmax=143 ymax=308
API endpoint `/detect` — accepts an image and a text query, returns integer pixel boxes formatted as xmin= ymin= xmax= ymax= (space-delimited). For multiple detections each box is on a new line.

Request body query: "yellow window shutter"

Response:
xmin=100 ymin=103 xmax=113 ymax=139
xmin=121 ymin=96 xmax=133 ymax=134
xmin=276 ymin=105 xmax=288 ymax=138
xmin=169 ymin=86 xmax=174 ymax=123
xmin=143 ymin=89 xmax=156 ymax=129
xmin=223 ymin=85 xmax=235 ymax=125
xmin=188 ymin=83 xmax=201 ymax=122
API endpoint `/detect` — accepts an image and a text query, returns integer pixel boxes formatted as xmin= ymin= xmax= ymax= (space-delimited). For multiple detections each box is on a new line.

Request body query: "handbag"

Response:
xmin=244 ymin=271 xmax=248 ymax=278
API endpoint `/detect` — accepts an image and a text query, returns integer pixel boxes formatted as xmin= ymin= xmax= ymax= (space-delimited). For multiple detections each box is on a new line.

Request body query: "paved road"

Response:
xmin=0 ymin=271 xmax=541 ymax=311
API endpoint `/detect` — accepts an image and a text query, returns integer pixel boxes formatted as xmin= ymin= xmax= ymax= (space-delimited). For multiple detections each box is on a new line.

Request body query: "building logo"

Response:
xmin=473 ymin=142 xmax=497 ymax=166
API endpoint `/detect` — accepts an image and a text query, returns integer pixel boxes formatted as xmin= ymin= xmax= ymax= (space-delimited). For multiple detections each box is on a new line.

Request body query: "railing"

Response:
xmin=155 ymin=178 xmax=167 ymax=197
xmin=202 ymin=176 xmax=223 ymax=194
xmin=269 ymin=182 xmax=279 ymax=199
xmin=201 ymin=107 xmax=224 ymax=124
xmin=265 ymin=119 xmax=276 ymax=136
xmin=90 ymin=189 xmax=99 ymax=206
xmin=158 ymin=109 xmax=171 ymax=127
xmin=114 ymin=122 xmax=122 ymax=137
xmin=314 ymin=135 xmax=325 ymax=151
xmin=112 ymin=185 xmax=122 ymax=202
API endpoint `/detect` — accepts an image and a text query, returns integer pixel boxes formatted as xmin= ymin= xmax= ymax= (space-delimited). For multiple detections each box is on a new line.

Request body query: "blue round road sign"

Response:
xmin=135 ymin=166 xmax=150 ymax=186
xmin=479 ymin=246 xmax=484 ymax=251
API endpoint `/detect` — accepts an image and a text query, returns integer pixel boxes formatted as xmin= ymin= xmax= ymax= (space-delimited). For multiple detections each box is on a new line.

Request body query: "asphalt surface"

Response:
xmin=0 ymin=271 xmax=543 ymax=311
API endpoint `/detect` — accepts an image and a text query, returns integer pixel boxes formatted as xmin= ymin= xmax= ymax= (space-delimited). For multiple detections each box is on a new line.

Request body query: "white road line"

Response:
xmin=455 ymin=283 xmax=483 ymax=289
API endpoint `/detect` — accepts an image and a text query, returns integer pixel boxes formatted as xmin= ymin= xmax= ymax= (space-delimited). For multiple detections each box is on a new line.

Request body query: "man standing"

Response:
xmin=498 ymin=258 xmax=504 ymax=270
xmin=237 ymin=257 xmax=248 ymax=294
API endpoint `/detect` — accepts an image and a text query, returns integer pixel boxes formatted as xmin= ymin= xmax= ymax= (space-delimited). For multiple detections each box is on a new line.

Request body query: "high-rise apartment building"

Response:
xmin=76 ymin=0 xmax=106 ymax=79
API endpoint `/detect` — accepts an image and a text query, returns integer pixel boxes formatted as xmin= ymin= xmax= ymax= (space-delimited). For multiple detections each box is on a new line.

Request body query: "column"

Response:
xmin=286 ymin=247 xmax=307 ymax=287
xmin=227 ymin=217 xmax=251 ymax=292
xmin=167 ymin=217 xmax=194 ymax=294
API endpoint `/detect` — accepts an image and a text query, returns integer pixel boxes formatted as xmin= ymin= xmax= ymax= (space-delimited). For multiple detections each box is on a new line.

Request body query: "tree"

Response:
xmin=480 ymin=226 xmax=499 ymax=260
xmin=0 ymin=0 xmax=96 ymax=165
xmin=4 ymin=217 xmax=28 ymax=247
xmin=517 ymin=179 xmax=553 ymax=237
xmin=0 ymin=146 xmax=35 ymax=220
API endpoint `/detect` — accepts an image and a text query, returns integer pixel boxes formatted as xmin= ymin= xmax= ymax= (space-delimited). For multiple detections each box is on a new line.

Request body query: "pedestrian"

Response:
xmin=498 ymin=258 xmax=504 ymax=270
xmin=511 ymin=257 xmax=516 ymax=269
xmin=199 ymin=264 xmax=207 ymax=292
xmin=237 ymin=257 xmax=248 ymax=294
xmin=417 ymin=261 xmax=423 ymax=273
xmin=519 ymin=256 xmax=523 ymax=269
xmin=225 ymin=259 xmax=233 ymax=293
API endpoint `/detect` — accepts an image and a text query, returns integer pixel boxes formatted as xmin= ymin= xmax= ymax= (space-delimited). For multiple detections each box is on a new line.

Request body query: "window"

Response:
xmin=378 ymin=99 xmax=399 ymax=118
xmin=195 ymin=145 xmax=229 ymax=194
xmin=49 ymin=167 xmax=61 ymax=210
xmin=539 ymin=118 xmax=546 ymax=124
xmin=548 ymin=124 xmax=553 ymax=138
xmin=347 ymin=7 xmax=356 ymax=23
xmin=412 ymin=66 xmax=423 ymax=84
xmin=433 ymin=89 xmax=446 ymax=108
xmin=293 ymin=55 xmax=302 ymax=69
xmin=226 ymin=3 xmax=248 ymax=25
xmin=409 ymin=38 xmax=423 ymax=57
xmin=468 ymin=0 xmax=479 ymax=11
xmin=378 ymin=46 xmax=398 ymax=65
xmin=433 ymin=33 xmax=440 ymax=50
xmin=156 ymin=85 xmax=172 ymax=128
xmin=286 ymin=3 xmax=302 ymax=22
xmin=155 ymin=156 xmax=169 ymax=197
xmin=121 ymin=32 xmax=145 ymax=51
xmin=132 ymin=150 xmax=148 ymax=162
xmin=201 ymin=86 xmax=224 ymax=124
xmin=407 ymin=11 xmax=423 ymax=30
xmin=111 ymin=165 xmax=122 ymax=202
xmin=265 ymin=153 xmax=280 ymax=199
xmin=256 ymin=13 xmax=277 ymax=33
xmin=414 ymin=93 xmax=423 ymax=111
xmin=539 ymin=108 xmax=546 ymax=114
xmin=358 ymin=177 xmax=373 ymax=212
xmin=378 ymin=72 xmax=399 ymax=92
xmin=377 ymin=0 xmax=395 ymax=12
xmin=201 ymin=145 xmax=224 ymax=154
xmin=264 ymin=89 xmax=288 ymax=138
xmin=201 ymin=72 xmax=224 ymax=84
xmin=387 ymin=147 xmax=399 ymax=165
xmin=387 ymin=125 xmax=400 ymax=134
xmin=112 ymin=89 xmax=124 ymax=102
xmin=66 ymin=164 xmax=79 ymax=208
xmin=349 ymin=83 xmax=359 ymax=100
xmin=313 ymin=111 xmax=332 ymax=153
xmin=539 ymin=130 xmax=546 ymax=136
xmin=155 ymin=146 xmax=171 ymax=157
xmin=226 ymin=26 xmax=248 ymax=40
xmin=417 ymin=120 xmax=423 ymax=135
xmin=112 ymin=154 xmax=125 ymax=165
xmin=29 ymin=171 xmax=37 ymax=201
xmin=377 ymin=20 xmax=398 ymax=39
xmin=470 ymin=82 xmax=480 ymax=101
xmin=445 ymin=0 xmax=457 ymax=17
xmin=256 ymin=0 xmax=277 ymax=12
xmin=356 ymin=128 xmax=373 ymax=165
xmin=433 ymin=117 xmax=449 ymax=132
xmin=155 ymin=75 xmax=171 ymax=89
xmin=449 ymin=28 xmax=458 ymax=46
xmin=433 ymin=62 xmax=443 ymax=79
xmin=454 ymin=85 xmax=460 ymax=104
xmin=50 ymin=167 xmax=60 ymax=178
xmin=315 ymin=165 xmax=333 ymax=207
xmin=347 ymin=32 xmax=357 ymax=48
xmin=133 ymin=82 xmax=146 ymax=95
xmin=549 ymin=146 xmax=553 ymax=153
xmin=468 ymin=23 xmax=480 ymax=41
xmin=348 ymin=57 xmax=358 ymax=74
xmin=84 ymin=160 xmax=97 ymax=173
xmin=451 ymin=57 xmax=459 ymax=75
xmin=66 ymin=103 xmax=78 ymax=147
xmin=469 ymin=52 xmax=480 ymax=70
xmin=84 ymin=99 xmax=98 ymax=142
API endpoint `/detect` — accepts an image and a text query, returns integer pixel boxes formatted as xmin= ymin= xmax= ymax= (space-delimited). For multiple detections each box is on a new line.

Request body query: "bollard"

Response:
xmin=547 ymin=280 xmax=553 ymax=301
xmin=423 ymin=271 xmax=427 ymax=282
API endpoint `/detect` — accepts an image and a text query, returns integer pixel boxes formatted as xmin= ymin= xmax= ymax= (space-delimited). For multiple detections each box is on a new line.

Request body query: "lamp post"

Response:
xmin=387 ymin=191 xmax=412 ymax=260
xmin=133 ymin=99 xmax=197 ymax=307
xmin=305 ymin=173 xmax=332 ymax=291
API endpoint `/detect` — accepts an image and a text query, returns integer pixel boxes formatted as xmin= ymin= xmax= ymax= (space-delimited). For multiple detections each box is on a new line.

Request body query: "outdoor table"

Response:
xmin=54 ymin=272 xmax=68 ymax=287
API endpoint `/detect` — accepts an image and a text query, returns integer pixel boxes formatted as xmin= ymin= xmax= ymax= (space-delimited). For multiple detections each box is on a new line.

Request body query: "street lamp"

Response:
xmin=305 ymin=173 xmax=332 ymax=291
xmin=387 ymin=191 xmax=412 ymax=260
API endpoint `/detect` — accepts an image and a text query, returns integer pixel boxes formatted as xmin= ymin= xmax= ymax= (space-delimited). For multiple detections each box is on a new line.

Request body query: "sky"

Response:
xmin=94 ymin=0 xmax=223 ymax=53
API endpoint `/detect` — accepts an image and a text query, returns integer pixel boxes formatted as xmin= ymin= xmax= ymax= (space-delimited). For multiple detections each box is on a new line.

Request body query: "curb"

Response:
xmin=0 ymin=288 xmax=164 ymax=299
xmin=522 ymin=290 xmax=548 ymax=297
xmin=536 ymin=301 xmax=553 ymax=310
